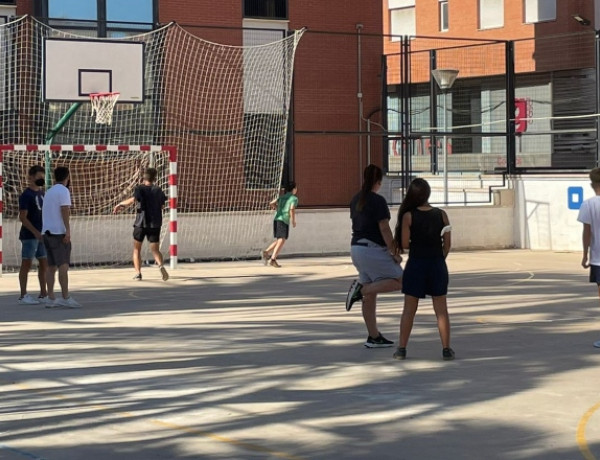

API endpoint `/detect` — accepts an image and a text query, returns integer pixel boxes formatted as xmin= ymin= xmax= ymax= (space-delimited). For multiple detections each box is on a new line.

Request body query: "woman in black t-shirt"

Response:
xmin=346 ymin=164 xmax=403 ymax=348
xmin=393 ymin=178 xmax=454 ymax=361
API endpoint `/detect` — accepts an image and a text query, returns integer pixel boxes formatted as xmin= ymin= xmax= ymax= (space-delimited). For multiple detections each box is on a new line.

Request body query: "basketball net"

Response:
xmin=90 ymin=92 xmax=120 ymax=125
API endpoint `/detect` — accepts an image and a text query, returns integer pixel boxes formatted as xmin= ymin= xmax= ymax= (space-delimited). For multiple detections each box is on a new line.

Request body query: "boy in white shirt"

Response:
xmin=42 ymin=166 xmax=81 ymax=308
xmin=578 ymin=167 xmax=600 ymax=347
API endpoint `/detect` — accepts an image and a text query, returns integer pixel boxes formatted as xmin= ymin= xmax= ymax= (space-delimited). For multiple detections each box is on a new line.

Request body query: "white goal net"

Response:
xmin=0 ymin=145 xmax=174 ymax=271
xmin=0 ymin=17 xmax=304 ymax=271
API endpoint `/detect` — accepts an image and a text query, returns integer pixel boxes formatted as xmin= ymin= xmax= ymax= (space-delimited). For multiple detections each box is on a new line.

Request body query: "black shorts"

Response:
xmin=43 ymin=233 xmax=72 ymax=267
xmin=402 ymin=256 xmax=449 ymax=298
xmin=590 ymin=265 xmax=600 ymax=284
xmin=273 ymin=220 xmax=289 ymax=239
xmin=133 ymin=227 xmax=161 ymax=243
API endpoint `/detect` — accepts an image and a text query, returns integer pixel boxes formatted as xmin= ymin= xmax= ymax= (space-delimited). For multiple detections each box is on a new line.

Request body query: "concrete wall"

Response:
xmin=3 ymin=174 xmax=594 ymax=270
xmin=1 ymin=202 xmax=514 ymax=269
xmin=514 ymin=174 xmax=590 ymax=251
xmin=284 ymin=203 xmax=514 ymax=257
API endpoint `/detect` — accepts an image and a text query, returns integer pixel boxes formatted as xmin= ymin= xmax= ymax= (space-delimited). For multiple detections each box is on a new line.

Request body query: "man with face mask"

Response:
xmin=42 ymin=166 xmax=81 ymax=308
xmin=17 ymin=165 xmax=48 ymax=305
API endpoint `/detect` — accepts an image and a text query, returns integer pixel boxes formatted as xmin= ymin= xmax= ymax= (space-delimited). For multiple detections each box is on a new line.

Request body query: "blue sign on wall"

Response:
xmin=568 ymin=186 xmax=584 ymax=210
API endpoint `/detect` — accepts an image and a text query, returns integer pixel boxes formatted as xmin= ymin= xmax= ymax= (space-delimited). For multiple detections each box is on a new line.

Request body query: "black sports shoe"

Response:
xmin=393 ymin=347 xmax=407 ymax=360
xmin=442 ymin=347 xmax=455 ymax=360
xmin=345 ymin=280 xmax=363 ymax=311
xmin=133 ymin=273 xmax=142 ymax=281
xmin=364 ymin=334 xmax=394 ymax=348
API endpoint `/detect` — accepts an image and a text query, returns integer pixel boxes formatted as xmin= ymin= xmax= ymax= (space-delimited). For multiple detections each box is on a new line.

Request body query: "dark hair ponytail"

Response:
xmin=357 ymin=164 xmax=383 ymax=211
xmin=393 ymin=178 xmax=431 ymax=251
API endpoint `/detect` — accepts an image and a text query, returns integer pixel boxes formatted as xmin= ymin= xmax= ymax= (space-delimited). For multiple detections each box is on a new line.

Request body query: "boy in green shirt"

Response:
xmin=262 ymin=182 xmax=298 ymax=268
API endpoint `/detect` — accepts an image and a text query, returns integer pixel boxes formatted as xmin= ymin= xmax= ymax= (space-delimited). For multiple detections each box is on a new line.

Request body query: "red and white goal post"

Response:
xmin=0 ymin=144 xmax=178 ymax=274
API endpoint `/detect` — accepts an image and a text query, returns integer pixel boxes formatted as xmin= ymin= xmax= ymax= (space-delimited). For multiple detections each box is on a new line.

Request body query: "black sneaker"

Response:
xmin=442 ymin=347 xmax=455 ymax=360
xmin=133 ymin=273 xmax=142 ymax=281
xmin=345 ymin=280 xmax=363 ymax=311
xmin=393 ymin=347 xmax=407 ymax=360
xmin=364 ymin=334 xmax=394 ymax=348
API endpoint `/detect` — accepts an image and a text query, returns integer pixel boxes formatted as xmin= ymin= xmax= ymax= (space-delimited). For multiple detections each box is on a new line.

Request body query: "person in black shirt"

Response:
xmin=114 ymin=167 xmax=169 ymax=281
xmin=346 ymin=164 xmax=403 ymax=348
xmin=393 ymin=178 xmax=454 ymax=361
xmin=17 ymin=165 xmax=48 ymax=304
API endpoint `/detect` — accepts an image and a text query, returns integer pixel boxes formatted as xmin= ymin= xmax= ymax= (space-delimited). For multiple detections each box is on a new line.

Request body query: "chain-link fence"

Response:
xmin=386 ymin=30 xmax=599 ymax=205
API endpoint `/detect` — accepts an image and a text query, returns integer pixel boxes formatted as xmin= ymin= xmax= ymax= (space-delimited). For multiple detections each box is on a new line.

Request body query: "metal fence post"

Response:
xmin=596 ymin=30 xmax=600 ymax=166
xmin=505 ymin=40 xmax=516 ymax=175
xmin=429 ymin=49 xmax=438 ymax=176
xmin=400 ymin=36 xmax=412 ymax=194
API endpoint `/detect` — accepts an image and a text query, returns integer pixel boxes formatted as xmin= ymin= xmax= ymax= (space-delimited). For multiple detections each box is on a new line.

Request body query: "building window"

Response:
xmin=440 ymin=0 xmax=449 ymax=31
xmin=244 ymin=0 xmax=288 ymax=20
xmin=524 ymin=0 xmax=556 ymax=23
xmin=37 ymin=0 xmax=157 ymax=37
xmin=479 ymin=0 xmax=504 ymax=29
xmin=390 ymin=0 xmax=416 ymax=41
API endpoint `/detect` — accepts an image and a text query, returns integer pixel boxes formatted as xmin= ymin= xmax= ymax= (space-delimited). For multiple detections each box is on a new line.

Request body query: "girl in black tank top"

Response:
xmin=391 ymin=178 xmax=455 ymax=361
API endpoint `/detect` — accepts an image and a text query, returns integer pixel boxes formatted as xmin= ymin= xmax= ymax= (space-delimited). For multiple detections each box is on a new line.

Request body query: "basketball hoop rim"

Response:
xmin=89 ymin=91 xmax=120 ymax=99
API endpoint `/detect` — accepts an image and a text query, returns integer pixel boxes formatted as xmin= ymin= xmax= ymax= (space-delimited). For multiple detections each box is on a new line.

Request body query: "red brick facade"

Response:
xmin=160 ymin=1 xmax=384 ymax=206
xmin=384 ymin=0 xmax=596 ymax=82
xmin=16 ymin=0 xmax=384 ymax=207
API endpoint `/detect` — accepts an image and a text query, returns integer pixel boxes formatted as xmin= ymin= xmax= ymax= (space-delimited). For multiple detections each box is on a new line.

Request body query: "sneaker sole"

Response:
xmin=364 ymin=342 xmax=394 ymax=348
xmin=46 ymin=301 xmax=81 ymax=309
xmin=346 ymin=280 xmax=359 ymax=311
xmin=160 ymin=267 xmax=169 ymax=281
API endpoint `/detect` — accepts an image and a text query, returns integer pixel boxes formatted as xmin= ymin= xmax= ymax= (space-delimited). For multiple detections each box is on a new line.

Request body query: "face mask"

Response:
xmin=34 ymin=178 xmax=45 ymax=187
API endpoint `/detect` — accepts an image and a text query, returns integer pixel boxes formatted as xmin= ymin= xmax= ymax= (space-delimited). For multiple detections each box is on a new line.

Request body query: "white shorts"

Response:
xmin=350 ymin=239 xmax=403 ymax=284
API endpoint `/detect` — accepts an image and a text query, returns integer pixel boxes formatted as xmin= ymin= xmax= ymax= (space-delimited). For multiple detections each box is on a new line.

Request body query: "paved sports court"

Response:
xmin=1 ymin=250 xmax=600 ymax=460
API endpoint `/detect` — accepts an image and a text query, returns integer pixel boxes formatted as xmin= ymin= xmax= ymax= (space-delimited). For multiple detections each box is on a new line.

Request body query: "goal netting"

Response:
xmin=0 ymin=145 xmax=176 ymax=271
xmin=0 ymin=17 xmax=304 ymax=271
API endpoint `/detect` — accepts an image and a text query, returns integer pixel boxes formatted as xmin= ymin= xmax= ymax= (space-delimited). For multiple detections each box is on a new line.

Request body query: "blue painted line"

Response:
xmin=0 ymin=444 xmax=48 ymax=460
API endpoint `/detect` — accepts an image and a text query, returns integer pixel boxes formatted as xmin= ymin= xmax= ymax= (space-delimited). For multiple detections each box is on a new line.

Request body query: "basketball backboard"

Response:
xmin=43 ymin=37 xmax=145 ymax=103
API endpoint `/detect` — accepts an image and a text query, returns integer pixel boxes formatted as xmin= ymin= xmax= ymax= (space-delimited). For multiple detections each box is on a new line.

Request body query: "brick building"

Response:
xmin=383 ymin=0 xmax=600 ymax=172
xmin=4 ymin=0 xmax=384 ymax=207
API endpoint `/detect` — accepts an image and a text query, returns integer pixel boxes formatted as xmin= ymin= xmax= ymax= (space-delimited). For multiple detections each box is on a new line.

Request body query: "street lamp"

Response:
xmin=432 ymin=68 xmax=459 ymax=205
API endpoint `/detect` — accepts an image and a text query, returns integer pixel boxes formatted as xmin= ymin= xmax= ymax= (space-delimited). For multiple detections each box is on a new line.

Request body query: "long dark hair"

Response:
xmin=393 ymin=178 xmax=431 ymax=250
xmin=357 ymin=164 xmax=383 ymax=211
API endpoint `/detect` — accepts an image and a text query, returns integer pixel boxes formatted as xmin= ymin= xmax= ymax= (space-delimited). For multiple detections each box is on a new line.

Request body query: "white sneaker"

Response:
xmin=18 ymin=294 xmax=40 ymax=305
xmin=37 ymin=296 xmax=50 ymax=304
xmin=46 ymin=297 xmax=82 ymax=309
xmin=45 ymin=298 xmax=61 ymax=309
xmin=57 ymin=297 xmax=82 ymax=309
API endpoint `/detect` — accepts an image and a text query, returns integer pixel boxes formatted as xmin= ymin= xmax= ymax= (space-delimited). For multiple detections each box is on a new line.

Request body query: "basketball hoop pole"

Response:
xmin=44 ymin=102 xmax=82 ymax=187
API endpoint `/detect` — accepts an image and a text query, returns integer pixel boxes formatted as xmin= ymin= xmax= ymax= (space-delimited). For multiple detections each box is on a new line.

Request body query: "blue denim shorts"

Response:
xmin=21 ymin=238 xmax=47 ymax=260
xmin=350 ymin=239 xmax=403 ymax=284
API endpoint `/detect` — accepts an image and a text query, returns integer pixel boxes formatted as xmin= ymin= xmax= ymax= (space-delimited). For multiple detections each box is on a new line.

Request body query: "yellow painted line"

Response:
xmin=577 ymin=400 xmax=600 ymax=460
xmin=8 ymin=380 xmax=306 ymax=460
